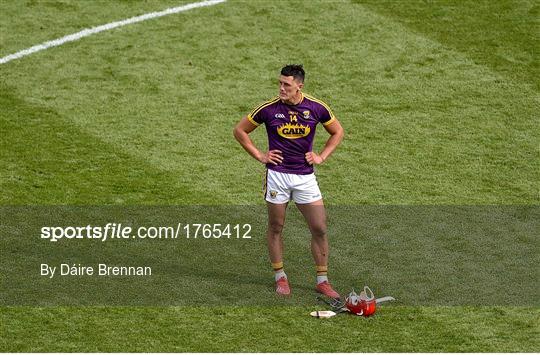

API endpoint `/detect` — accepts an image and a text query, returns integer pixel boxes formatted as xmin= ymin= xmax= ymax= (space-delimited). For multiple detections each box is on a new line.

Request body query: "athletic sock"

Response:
xmin=316 ymin=265 xmax=328 ymax=284
xmin=275 ymin=270 xmax=287 ymax=281
xmin=316 ymin=275 xmax=328 ymax=284
xmin=272 ymin=261 xmax=287 ymax=281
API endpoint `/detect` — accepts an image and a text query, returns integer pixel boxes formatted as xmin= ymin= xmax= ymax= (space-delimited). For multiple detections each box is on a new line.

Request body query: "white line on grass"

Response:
xmin=0 ymin=0 xmax=226 ymax=65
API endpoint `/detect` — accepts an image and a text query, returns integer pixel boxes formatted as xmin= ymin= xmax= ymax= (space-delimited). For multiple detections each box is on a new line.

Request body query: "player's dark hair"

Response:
xmin=281 ymin=64 xmax=305 ymax=83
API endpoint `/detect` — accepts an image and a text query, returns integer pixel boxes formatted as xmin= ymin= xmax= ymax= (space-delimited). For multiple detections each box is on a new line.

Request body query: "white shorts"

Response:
xmin=264 ymin=169 xmax=322 ymax=204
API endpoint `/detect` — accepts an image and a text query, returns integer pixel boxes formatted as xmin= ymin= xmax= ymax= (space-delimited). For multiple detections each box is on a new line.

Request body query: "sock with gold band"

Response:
xmin=316 ymin=265 xmax=328 ymax=284
xmin=272 ymin=261 xmax=286 ymax=281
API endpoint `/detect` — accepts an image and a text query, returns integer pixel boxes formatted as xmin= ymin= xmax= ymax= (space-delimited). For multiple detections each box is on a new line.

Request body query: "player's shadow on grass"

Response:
xmin=167 ymin=264 xmax=317 ymax=304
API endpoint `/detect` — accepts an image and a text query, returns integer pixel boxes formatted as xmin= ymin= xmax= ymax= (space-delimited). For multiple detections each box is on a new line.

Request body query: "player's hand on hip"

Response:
xmin=259 ymin=150 xmax=283 ymax=165
xmin=305 ymin=151 xmax=324 ymax=165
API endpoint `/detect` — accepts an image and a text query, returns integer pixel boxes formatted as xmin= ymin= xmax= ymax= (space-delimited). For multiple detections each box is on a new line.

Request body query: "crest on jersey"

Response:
xmin=303 ymin=110 xmax=311 ymax=120
xmin=270 ymin=191 xmax=278 ymax=198
xmin=277 ymin=122 xmax=311 ymax=139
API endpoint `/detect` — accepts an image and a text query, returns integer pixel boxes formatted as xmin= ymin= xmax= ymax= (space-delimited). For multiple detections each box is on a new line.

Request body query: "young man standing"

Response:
xmin=233 ymin=64 xmax=344 ymax=299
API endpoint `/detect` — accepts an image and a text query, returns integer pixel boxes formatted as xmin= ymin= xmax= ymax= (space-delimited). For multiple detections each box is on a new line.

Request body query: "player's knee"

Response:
xmin=267 ymin=221 xmax=284 ymax=236
xmin=311 ymin=224 xmax=327 ymax=239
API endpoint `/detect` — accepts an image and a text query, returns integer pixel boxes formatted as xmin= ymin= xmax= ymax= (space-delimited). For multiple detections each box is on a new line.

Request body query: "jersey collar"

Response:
xmin=282 ymin=92 xmax=304 ymax=106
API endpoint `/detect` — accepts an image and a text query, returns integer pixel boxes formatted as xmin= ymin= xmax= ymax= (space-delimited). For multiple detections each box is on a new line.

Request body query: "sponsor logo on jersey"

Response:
xmin=277 ymin=122 xmax=311 ymax=139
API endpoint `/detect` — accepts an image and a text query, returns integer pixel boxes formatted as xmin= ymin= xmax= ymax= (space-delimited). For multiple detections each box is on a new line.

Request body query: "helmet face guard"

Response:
xmin=345 ymin=286 xmax=377 ymax=317
xmin=316 ymin=286 xmax=395 ymax=318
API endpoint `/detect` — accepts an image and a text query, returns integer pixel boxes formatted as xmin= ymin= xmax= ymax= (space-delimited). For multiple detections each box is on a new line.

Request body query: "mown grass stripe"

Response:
xmin=1 ymin=306 xmax=538 ymax=352
xmin=0 ymin=0 xmax=226 ymax=65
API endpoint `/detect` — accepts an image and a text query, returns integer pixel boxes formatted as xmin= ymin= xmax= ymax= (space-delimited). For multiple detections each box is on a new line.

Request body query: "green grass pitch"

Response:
xmin=1 ymin=0 xmax=538 ymax=352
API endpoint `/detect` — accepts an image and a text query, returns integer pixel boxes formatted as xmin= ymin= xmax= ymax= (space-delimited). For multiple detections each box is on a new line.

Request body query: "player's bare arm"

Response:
xmin=305 ymin=119 xmax=344 ymax=165
xmin=233 ymin=117 xmax=283 ymax=165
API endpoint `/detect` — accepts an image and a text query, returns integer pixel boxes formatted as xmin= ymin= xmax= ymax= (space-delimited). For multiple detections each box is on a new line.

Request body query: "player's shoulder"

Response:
xmin=303 ymin=93 xmax=333 ymax=110
xmin=249 ymin=96 xmax=280 ymax=115
xmin=247 ymin=96 xmax=280 ymax=125
xmin=303 ymin=93 xmax=335 ymax=119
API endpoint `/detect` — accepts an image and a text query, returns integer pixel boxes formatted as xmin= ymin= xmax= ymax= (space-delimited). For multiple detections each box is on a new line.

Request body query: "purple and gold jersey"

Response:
xmin=247 ymin=93 xmax=336 ymax=175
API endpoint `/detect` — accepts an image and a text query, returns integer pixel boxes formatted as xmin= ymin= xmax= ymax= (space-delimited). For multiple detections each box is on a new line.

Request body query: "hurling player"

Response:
xmin=234 ymin=64 xmax=344 ymax=298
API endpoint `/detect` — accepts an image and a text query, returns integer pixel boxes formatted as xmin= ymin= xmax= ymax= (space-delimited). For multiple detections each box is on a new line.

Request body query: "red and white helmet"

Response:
xmin=345 ymin=286 xmax=377 ymax=317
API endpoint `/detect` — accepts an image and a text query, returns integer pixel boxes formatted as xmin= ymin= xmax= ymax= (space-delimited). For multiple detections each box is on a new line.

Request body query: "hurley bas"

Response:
xmin=41 ymin=263 xmax=152 ymax=278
